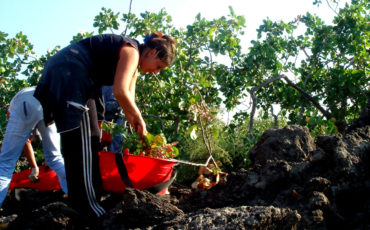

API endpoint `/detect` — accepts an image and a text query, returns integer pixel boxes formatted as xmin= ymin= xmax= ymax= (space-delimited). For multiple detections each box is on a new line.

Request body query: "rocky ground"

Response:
xmin=0 ymin=103 xmax=369 ymax=230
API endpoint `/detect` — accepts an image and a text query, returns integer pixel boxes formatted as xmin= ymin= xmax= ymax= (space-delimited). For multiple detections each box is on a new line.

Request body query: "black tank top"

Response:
xmin=79 ymin=34 xmax=140 ymax=85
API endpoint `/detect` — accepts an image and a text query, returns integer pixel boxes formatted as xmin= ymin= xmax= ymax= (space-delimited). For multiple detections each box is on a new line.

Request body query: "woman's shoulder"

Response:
xmin=89 ymin=34 xmax=139 ymax=47
xmin=122 ymin=36 xmax=140 ymax=47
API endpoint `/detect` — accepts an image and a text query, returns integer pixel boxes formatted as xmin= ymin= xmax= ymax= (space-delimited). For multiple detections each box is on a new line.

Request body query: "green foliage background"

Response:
xmin=0 ymin=0 xmax=368 ymax=180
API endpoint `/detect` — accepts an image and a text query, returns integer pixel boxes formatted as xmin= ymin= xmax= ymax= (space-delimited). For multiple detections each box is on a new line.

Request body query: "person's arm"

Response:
xmin=129 ymin=70 xmax=138 ymax=101
xmin=24 ymin=140 xmax=37 ymax=169
xmin=23 ymin=139 xmax=39 ymax=182
xmin=113 ymin=45 xmax=147 ymax=136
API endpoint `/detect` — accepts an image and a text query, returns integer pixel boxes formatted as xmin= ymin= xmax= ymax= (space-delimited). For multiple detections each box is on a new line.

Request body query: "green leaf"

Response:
xmin=196 ymin=13 xmax=201 ymax=21
xmin=178 ymin=100 xmax=186 ymax=110
xmin=190 ymin=126 xmax=198 ymax=140
xmin=189 ymin=97 xmax=196 ymax=104
xmin=237 ymin=16 xmax=246 ymax=26
xmin=172 ymin=146 xmax=179 ymax=157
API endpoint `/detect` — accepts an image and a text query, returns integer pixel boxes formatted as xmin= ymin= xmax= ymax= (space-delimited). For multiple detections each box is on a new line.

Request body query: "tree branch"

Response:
xmin=123 ymin=0 xmax=133 ymax=36
xmin=249 ymin=75 xmax=285 ymax=139
xmin=248 ymin=74 xmax=334 ymax=139
xmin=142 ymin=114 xmax=165 ymax=131
xmin=282 ymin=75 xmax=332 ymax=119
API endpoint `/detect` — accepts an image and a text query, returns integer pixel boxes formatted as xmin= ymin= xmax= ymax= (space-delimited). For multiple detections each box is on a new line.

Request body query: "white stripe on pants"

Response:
xmin=81 ymin=111 xmax=105 ymax=216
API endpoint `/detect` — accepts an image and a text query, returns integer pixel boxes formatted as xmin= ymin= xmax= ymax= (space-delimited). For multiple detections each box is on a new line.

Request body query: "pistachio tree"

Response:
xmin=217 ymin=0 xmax=369 ymax=137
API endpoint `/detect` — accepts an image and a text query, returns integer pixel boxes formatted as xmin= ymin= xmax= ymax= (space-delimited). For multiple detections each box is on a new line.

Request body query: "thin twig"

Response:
xmin=123 ymin=0 xmax=133 ymax=36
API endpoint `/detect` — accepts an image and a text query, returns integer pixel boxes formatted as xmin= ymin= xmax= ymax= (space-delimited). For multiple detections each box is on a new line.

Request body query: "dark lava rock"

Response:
xmin=166 ymin=205 xmax=301 ymax=230
xmin=1 ymin=105 xmax=369 ymax=229
xmin=101 ymin=188 xmax=184 ymax=229
xmin=249 ymin=125 xmax=315 ymax=165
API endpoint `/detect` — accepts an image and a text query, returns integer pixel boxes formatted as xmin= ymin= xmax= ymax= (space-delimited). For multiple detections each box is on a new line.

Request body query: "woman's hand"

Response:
xmin=28 ymin=167 xmax=40 ymax=183
xmin=126 ymin=113 xmax=147 ymax=137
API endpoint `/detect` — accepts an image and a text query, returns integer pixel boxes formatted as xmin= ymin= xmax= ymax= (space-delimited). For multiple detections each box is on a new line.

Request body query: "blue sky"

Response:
xmin=1 ymin=0 xmax=347 ymax=57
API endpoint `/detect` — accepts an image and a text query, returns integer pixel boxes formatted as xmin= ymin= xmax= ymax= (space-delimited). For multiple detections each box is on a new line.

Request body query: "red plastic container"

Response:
xmin=99 ymin=151 xmax=176 ymax=194
xmin=98 ymin=122 xmax=113 ymax=145
xmin=9 ymin=166 xmax=61 ymax=191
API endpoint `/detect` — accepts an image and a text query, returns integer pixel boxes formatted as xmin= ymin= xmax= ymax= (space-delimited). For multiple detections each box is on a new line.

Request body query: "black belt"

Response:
xmin=114 ymin=153 xmax=177 ymax=194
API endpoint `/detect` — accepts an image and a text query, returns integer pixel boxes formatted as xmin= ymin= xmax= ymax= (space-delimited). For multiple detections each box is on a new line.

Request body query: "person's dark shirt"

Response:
xmin=79 ymin=34 xmax=140 ymax=86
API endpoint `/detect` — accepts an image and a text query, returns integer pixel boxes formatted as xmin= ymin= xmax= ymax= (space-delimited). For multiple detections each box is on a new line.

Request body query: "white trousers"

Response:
xmin=0 ymin=98 xmax=67 ymax=207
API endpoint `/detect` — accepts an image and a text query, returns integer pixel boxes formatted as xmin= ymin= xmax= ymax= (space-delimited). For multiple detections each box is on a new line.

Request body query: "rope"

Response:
xmin=173 ymin=155 xmax=213 ymax=167
xmin=101 ymin=122 xmax=215 ymax=167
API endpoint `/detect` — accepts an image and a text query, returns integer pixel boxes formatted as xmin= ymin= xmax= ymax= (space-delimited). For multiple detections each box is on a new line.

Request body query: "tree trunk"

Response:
xmin=249 ymin=75 xmax=285 ymax=139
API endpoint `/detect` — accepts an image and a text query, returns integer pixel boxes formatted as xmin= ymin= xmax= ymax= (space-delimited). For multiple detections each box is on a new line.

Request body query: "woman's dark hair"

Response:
xmin=141 ymin=32 xmax=176 ymax=65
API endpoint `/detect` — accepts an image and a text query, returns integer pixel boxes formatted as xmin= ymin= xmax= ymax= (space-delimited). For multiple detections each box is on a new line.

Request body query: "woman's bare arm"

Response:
xmin=113 ymin=45 xmax=146 ymax=135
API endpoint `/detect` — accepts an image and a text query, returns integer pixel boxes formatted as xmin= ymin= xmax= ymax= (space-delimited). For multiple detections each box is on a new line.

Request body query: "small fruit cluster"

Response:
xmin=101 ymin=122 xmax=179 ymax=160
xmin=133 ymin=133 xmax=179 ymax=160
